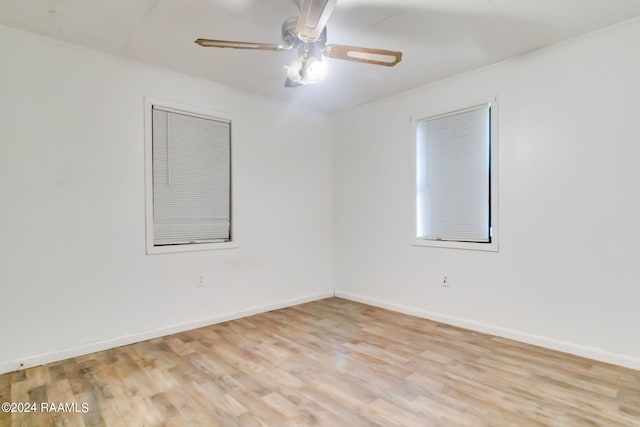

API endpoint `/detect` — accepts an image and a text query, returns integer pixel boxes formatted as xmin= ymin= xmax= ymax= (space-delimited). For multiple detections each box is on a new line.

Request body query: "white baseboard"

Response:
xmin=335 ymin=291 xmax=640 ymax=372
xmin=0 ymin=291 xmax=335 ymax=375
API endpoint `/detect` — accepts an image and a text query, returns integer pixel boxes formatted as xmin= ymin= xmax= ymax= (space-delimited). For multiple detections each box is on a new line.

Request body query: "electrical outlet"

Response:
xmin=196 ymin=274 xmax=206 ymax=287
xmin=441 ymin=274 xmax=449 ymax=287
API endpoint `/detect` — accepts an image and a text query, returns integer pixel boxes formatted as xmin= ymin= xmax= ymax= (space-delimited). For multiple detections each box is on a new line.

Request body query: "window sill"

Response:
xmin=146 ymin=241 xmax=239 ymax=255
xmin=412 ymin=238 xmax=498 ymax=252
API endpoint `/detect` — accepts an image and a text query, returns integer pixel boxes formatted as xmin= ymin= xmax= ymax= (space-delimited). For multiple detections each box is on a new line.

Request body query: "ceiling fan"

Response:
xmin=195 ymin=0 xmax=403 ymax=87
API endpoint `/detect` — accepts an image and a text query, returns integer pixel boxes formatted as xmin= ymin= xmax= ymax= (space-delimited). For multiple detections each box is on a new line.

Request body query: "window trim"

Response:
xmin=411 ymin=96 xmax=499 ymax=252
xmin=144 ymin=96 xmax=237 ymax=255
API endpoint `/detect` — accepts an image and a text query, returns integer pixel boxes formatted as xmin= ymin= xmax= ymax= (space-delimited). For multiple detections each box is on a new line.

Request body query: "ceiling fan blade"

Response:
xmin=296 ymin=0 xmax=337 ymax=41
xmin=195 ymin=39 xmax=288 ymax=51
xmin=323 ymin=44 xmax=403 ymax=66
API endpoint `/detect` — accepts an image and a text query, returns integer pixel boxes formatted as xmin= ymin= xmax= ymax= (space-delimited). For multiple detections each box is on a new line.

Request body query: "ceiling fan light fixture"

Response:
xmin=283 ymin=52 xmax=327 ymax=86
xmin=284 ymin=57 xmax=304 ymax=82
xmin=303 ymin=56 xmax=327 ymax=83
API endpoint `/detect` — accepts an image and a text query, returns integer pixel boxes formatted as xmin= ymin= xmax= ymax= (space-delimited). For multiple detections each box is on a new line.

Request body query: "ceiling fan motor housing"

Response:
xmin=282 ymin=17 xmax=326 ymax=48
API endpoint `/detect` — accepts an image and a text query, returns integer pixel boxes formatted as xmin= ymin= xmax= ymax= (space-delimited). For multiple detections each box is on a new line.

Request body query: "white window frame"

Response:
xmin=411 ymin=96 xmax=499 ymax=252
xmin=144 ymin=96 xmax=237 ymax=254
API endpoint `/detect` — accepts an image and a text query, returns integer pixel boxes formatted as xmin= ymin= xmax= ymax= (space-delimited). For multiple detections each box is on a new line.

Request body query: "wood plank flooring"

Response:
xmin=1 ymin=297 xmax=639 ymax=426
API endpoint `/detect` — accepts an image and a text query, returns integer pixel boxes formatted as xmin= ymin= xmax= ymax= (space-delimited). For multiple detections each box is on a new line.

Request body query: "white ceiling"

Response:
xmin=2 ymin=0 xmax=640 ymax=112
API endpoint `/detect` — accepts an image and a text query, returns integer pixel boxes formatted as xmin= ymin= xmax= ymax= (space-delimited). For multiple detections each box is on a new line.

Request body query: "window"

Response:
xmin=414 ymin=102 xmax=498 ymax=251
xmin=145 ymin=98 xmax=234 ymax=254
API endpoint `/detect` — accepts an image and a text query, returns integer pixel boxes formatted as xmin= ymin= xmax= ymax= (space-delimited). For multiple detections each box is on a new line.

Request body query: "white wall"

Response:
xmin=0 ymin=25 xmax=334 ymax=373
xmin=333 ymin=18 xmax=640 ymax=369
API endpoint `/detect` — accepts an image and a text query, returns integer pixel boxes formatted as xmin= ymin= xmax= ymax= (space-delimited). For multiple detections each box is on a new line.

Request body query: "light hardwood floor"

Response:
xmin=1 ymin=297 xmax=639 ymax=426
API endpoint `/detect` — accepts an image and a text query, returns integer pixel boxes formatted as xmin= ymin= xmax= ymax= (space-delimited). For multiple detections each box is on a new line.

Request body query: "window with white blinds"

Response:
xmin=416 ymin=104 xmax=492 ymax=244
xmin=149 ymin=105 xmax=231 ymax=249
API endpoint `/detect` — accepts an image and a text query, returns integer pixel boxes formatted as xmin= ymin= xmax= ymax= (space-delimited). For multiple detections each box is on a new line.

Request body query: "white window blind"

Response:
xmin=416 ymin=105 xmax=491 ymax=243
xmin=152 ymin=107 xmax=231 ymax=246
